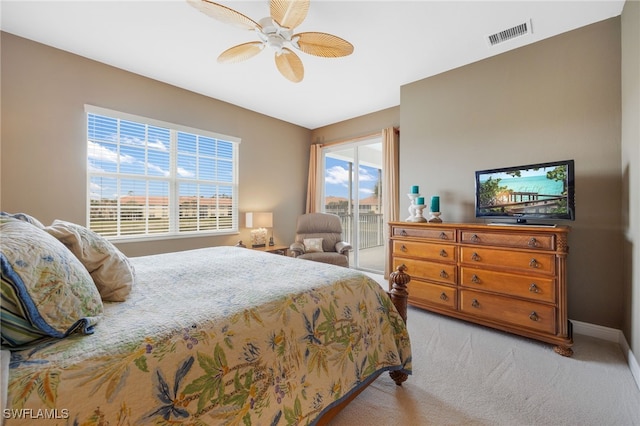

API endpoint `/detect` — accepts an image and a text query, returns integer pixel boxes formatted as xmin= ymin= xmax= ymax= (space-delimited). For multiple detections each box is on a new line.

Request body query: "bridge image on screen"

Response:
xmin=477 ymin=165 xmax=569 ymax=216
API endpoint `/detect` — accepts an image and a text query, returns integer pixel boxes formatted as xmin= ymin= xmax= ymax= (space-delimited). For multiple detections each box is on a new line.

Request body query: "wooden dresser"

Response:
xmin=389 ymin=222 xmax=573 ymax=356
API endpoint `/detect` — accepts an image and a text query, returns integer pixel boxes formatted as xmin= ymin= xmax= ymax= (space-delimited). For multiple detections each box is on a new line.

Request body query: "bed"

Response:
xmin=0 ymin=214 xmax=411 ymax=425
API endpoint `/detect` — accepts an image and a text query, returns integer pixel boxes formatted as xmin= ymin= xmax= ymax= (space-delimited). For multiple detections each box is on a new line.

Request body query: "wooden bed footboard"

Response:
xmin=315 ymin=265 xmax=411 ymax=425
xmin=388 ymin=263 xmax=410 ymax=325
xmin=387 ymin=263 xmax=410 ymax=386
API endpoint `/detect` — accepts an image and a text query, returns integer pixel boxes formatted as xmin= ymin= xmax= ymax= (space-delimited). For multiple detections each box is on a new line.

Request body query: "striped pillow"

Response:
xmin=0 ymin=218 xmax=103 ymax=349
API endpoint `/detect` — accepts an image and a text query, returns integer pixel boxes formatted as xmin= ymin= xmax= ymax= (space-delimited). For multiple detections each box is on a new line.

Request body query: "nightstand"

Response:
xmin=251 ymin=245 xmax=290 ymax=256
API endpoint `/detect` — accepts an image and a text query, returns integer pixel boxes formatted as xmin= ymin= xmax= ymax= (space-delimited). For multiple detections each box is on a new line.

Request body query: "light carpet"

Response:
xmin=333 ymin=275 xmax=640 ymax=425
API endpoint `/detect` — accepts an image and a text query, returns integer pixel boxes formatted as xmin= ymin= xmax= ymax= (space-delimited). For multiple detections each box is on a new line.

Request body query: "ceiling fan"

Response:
xmin=187 ymin=0 xmax=354 ymax=83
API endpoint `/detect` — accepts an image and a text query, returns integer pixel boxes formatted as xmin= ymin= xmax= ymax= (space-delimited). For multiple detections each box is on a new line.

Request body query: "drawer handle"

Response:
xmin=440 ymin=292 xmax=448 ymax=301
xmin=528 ymin=237 xmax=539 ymax=248
xmin=439 ymin=249 xmax=448 ymax=257
xmin=529 ymin=311 xmax=539 ymax=322
xmin=471 ymin=299 xmax=480 ymax=308
xmin=529 ymin=283 xmax=540 ymax=293
xmin=439 ymin=232 xmax=448 ymax=240
xmin=471 ymin=252 xmax=480 ymax=261
xmin=471 ymin=274 xmax=480 ymax=284
xmin=400 ymin=244 xmax=407 ymax=252
xmin=470 ymin=234 xmax=480 ymax=243
xmin=529 ymin=258 xmax=539 ymax=268
xmin=400 ymin=229 xmax=408 ymax=236
xmin=440 ymin=270 xmax=449 ymax=279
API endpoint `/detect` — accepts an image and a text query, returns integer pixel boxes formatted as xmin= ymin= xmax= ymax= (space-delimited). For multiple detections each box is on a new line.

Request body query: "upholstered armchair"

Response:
xmin=289 ymin=213 xmax=352 ymax=267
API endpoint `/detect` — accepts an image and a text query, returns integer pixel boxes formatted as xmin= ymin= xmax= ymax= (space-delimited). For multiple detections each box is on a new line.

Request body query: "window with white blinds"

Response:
xmin=86 ymin=105 xmax=240 ymax=240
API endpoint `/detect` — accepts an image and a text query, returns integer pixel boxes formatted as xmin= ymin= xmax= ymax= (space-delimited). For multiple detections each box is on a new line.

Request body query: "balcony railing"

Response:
xmin=336 ymin=213 xmax=384 ymax=250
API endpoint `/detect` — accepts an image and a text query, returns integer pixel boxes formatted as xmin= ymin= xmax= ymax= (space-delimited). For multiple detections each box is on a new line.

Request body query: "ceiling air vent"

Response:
xmin=487 ymin=20 xmax=532 ymax=46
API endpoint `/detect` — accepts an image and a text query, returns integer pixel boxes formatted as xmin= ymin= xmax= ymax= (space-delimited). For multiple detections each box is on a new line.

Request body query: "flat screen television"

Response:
xmin=475 ymin=159 xmax=575 ymax=223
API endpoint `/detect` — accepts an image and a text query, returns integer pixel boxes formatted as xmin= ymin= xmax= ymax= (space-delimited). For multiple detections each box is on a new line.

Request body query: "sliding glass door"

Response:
xmin=322 ymin=138 xmax=384 ymax=273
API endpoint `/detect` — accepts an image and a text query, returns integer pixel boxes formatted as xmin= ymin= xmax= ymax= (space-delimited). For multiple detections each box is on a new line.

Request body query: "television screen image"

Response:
xmin=475 ymin=160 xmax=575 ymax=222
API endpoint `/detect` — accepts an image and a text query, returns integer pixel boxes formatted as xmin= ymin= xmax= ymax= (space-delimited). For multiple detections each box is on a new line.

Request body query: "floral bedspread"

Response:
xmin=5 ymin=246 xmax=411 ymax=425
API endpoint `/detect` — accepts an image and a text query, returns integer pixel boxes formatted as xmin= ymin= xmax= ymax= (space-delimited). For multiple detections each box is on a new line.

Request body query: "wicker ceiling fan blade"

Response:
xmin=218 ymin=42 xmax=264 ymax=63
xmin=270 ymin=0 xmax=309 ymax=30
xmin=295 ymin=32 xmax=354 ymax=58
xmin=275 ymin=48 xmax=304 ymax=83
xmin=187 ymin=0 xmax=261 ymax=31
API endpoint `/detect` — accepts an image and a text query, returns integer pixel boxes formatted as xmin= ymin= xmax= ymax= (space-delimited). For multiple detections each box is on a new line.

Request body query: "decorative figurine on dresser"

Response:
xmin=389 ymin=221 xmax=573 ymax=356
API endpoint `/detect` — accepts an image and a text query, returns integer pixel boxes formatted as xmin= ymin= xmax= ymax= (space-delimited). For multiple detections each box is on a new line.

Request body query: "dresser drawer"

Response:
xmin=460 ymin=290 xmax=556 ymax=334
xmin=393 ymin=257 xmax=457 ymax=285
xmin=392 ymin=226 xmax=456 ymax=242
xmin=460 ymin=231 xmax=554 ymax=250
xmin=460 ymin=267 xmax=556 ymax=303
xmin=460 ymin=247 xmax=555 ymax=275
xmin=393 ymin=240 xmax=456 ymax=262
xmin=409 ymin=280 xmax=457 ymax=310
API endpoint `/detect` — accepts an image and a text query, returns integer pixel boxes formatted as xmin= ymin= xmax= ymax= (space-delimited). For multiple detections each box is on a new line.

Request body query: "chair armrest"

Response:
xmin=335 ymin=241 xmax=352 ymax=255
xmin=290 ymin=241 xmax=305 ymax=257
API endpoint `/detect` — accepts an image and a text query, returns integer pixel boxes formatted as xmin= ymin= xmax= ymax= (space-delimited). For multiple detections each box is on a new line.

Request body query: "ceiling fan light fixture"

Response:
xmin=267 ymin=35 xmax=285 ymax=53
xmin=258 ymin=17 xmax=278 ymax=33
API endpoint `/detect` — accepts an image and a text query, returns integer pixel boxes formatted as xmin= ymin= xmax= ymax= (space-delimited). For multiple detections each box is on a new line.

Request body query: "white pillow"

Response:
xmin=45 ymin=220 xmax=135 ymax=302
xmin=303 ymin=238 xmax=324 ymax=253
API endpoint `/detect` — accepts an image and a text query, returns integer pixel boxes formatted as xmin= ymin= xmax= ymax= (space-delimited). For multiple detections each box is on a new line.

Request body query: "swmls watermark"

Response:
xmin=3 ymin=408 xmax=70 ymax=420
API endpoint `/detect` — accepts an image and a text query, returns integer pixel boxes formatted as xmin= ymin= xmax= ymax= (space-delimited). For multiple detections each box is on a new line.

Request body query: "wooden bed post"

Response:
xmin=388 ymin=264 xmax=410 ymax=385
xmin=388 ymin=264 xmax=410 ymax=323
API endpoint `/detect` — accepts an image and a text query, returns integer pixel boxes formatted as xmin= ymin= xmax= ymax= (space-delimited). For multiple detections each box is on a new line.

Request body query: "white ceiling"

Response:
xmin=1 ymin=0 xmax=626 ymax=129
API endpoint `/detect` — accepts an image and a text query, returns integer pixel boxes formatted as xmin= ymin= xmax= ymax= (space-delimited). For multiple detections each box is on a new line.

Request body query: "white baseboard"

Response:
xmin=571 ymin=319 xmax=640 ymax=392
xmin=572 ymin=319 xmax=622 ymax=342
xmin=621 ymin=335 xmax=640 ymax=394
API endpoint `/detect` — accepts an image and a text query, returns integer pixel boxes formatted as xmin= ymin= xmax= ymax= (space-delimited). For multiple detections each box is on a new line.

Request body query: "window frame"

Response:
xmin=85 ymin=105 xmax=241 ymax=242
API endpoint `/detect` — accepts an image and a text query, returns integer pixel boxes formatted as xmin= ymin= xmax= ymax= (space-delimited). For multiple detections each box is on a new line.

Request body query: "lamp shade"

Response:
xmin=246 ymin=212 xmax=273 ymax=228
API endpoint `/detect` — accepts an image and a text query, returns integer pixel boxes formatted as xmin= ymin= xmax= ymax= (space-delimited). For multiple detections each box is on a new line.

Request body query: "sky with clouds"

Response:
xmin=324 ymin=157 xmax=379 ymax=199
xmin=88 ymin=114 xmax=234 ymax=200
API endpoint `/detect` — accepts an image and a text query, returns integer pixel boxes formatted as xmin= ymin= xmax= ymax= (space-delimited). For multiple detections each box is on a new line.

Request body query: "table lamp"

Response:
xmin=246 ymin=212 xmax=273 ymax=248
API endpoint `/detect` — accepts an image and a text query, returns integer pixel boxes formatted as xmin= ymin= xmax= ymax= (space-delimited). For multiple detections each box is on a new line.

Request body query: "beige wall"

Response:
xmin=621 ymin=0 xmax=639 ymax=367
xmin=400 ymin=18 xmax=622 ymax=329
xmin=0 ymin=32 xmax=311 ymax=257
xmin=311 ymin=106 xmax=399 ymax=144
